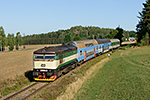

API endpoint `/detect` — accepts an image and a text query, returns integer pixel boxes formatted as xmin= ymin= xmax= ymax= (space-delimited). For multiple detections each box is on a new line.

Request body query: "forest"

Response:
xmin=24 ymin=26 xmax=136 ymax=45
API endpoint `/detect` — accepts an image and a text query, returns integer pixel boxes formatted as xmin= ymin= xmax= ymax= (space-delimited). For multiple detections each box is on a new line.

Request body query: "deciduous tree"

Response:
xmin=73 ymin=35 xmax=81 ymax=41
xmin=64 ymin=35 xmax=71 ymax=43
xmin=115 ymin=26 xmax=124 ymax=45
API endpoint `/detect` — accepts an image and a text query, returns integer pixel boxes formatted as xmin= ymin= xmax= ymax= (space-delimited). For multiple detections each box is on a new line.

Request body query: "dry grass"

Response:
xmin=56 ymin=57 xmax=110 ymax=100
xmin=0 ymin=44 xmax=60 ymax=82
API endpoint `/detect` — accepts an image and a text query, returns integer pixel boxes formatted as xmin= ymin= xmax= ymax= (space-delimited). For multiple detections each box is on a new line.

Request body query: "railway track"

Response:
xmin=3 ymin=82 xmax=50 ymax=100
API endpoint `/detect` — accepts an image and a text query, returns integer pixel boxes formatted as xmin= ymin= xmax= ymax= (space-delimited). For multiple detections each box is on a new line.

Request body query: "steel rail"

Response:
xmin=3 ymin=82 xmax=38 ymax=100
xmin=21 ymin=82 xmax=50 ymax=100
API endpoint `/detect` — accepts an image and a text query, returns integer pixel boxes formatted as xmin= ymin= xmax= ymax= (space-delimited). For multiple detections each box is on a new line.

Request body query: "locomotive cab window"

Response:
xmin=45 ymin=56 xmax=55 ymax=59
xmin=44 ymin=54 xmax=55 ymax=59
xmin=34 ymin=54 xmax=55 ymax=59
xmin=34 ymin=54 xmax=43 ymax=59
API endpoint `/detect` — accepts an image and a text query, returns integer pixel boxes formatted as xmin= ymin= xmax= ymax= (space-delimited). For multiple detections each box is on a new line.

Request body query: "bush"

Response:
xmin=119 ymin=47 xmax=126 ymax=50
xmin=125 ymin=44 xmax=132 ymax=48
xmin=137 ymin=43 xmax=143 ymax=47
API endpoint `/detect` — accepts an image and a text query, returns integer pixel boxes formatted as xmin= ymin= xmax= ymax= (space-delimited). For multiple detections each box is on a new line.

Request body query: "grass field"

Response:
xmin=74 ymin=47 xmax=150 ymax=100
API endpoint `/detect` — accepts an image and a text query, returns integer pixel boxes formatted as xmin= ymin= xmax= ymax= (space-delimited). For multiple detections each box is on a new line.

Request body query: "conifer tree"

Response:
xmin=15 ymin=32 xmax=23 ymax=50
xmin=7 ymin=33 xmax=15 ymax=51
xmin=0 ymin=26 xmax=6 ymax=51
xmin=136 ymin=0 xmax=150 ymax=44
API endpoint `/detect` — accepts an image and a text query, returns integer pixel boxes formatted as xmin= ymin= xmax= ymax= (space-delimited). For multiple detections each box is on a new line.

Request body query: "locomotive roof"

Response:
xmin=34 ymin=45 xmax=77 ymax=54
xmin=95 ymin=39 xmax=111 ymax=44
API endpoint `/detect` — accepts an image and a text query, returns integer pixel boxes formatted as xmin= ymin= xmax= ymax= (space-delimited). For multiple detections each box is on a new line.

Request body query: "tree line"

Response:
xmin=0 ymin=26 xmax=23 ymax=51
xmin=24 ymin=26 xmax=136 ymax=45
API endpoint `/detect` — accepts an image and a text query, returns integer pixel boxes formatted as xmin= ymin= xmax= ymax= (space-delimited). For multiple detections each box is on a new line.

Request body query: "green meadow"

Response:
xmin=74 ymin=47 xmax=150 ymax=100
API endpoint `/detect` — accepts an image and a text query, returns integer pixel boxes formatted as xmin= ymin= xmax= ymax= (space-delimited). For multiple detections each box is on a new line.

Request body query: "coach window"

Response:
xmin=80 ymin=50 xmax=82 ymax=55
xmin=96 ymin=46 xmax=98 ymax=50
xmin=99 ymin=46 xmax=101 ymax=49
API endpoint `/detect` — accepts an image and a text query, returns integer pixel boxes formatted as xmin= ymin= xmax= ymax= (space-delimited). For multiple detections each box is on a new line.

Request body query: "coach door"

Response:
xmin=94 ymin=48 xmax=95 ymax=57
xmin=102 ymin=46 xmax=104 ymax=53
xmin=85 ymin=51 xmax=86 ymax=61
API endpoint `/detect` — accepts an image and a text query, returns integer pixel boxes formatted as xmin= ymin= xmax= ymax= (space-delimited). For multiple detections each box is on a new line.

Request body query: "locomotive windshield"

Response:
xmin=34 ymin=54 xmax=55 ymax=59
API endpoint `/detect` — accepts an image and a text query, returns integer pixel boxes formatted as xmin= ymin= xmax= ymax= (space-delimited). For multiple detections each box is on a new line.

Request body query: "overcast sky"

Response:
xmin=0 ymin=0 xmax=146 ymax=36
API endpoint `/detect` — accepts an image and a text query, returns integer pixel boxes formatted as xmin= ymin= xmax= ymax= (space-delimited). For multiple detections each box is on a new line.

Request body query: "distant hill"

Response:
xmin=24 ymin=26 xmax=136 ymax=45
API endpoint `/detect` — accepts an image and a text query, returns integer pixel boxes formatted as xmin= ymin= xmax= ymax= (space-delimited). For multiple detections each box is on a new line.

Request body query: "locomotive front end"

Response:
xmin=33 ymin=53 xmax=58 ymax=81
xmin=32 ymin=45 xmax=77 ymax=81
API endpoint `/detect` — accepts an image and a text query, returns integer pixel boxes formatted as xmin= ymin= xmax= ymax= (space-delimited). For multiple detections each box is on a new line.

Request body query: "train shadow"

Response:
xmin=24 ymin=70 xmax=35 ymax=82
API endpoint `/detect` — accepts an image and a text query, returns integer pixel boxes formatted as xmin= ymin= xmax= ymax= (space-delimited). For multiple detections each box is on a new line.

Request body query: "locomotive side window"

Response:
xmin=73 ymin=50 xmax=76 ymax=54
xmin=59 ymin=54 xmax=63 ymax=59
xmin=70 ymin=51 xmax=72 ymax=55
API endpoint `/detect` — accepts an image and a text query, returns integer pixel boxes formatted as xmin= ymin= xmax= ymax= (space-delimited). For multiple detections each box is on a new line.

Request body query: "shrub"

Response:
xmin=125 ymin=44 xmax=132 ymax=48
xmin=119 ymin=47 xmax=126 ymax=50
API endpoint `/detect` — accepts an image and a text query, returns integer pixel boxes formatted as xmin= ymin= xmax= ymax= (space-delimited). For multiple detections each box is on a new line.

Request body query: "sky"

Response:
xmin=0 ymin=0 xmax=146 ymax=36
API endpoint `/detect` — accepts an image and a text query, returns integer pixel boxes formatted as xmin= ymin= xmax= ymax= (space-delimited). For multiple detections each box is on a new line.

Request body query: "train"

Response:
xmin=32 ymin=39 xmax=120 ymax=81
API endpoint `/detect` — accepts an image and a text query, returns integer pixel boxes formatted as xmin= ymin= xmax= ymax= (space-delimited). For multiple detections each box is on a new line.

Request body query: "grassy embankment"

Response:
xmin=74 ymin=47 xmax=150 ymax=100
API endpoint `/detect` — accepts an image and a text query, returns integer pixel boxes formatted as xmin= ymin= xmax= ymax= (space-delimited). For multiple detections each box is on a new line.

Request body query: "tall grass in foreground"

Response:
xmin=74 ymin=47 xmax=150 ymax=100
xmin=0 ymin=75 xmax=31 ymax=98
